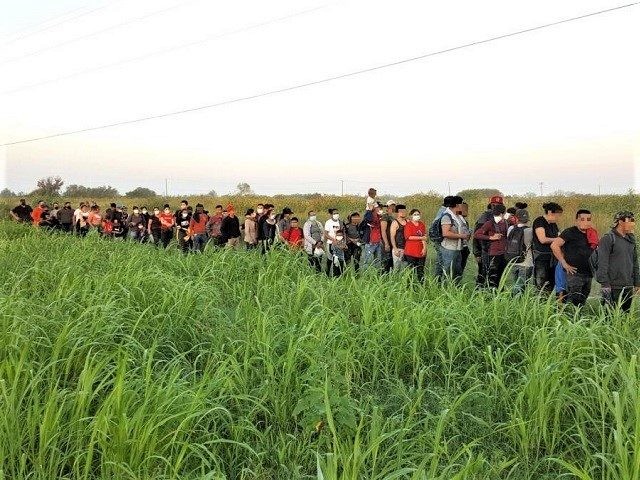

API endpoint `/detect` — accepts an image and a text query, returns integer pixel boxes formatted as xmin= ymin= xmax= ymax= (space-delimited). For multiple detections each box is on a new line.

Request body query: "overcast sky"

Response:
xmin=1 ymin=0 xmax=638 ymax=196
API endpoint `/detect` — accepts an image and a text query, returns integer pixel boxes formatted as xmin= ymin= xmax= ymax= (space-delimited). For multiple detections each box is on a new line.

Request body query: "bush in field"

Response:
xmin=0 ymin=188 xmax=16 ymax=197
xmin=125 ymin=187 xmax=157 ymax=198
xmin=30 ymin=176 xmax=64 ymax=197
xmin=64 ymin=184 xmax=120 ymax=198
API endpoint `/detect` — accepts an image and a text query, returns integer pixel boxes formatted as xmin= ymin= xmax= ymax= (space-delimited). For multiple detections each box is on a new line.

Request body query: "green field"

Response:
xmin=0 ymin=193 xmax=639 ymax=479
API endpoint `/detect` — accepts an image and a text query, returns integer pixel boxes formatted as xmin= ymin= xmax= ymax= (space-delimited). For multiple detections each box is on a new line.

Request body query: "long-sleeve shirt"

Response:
xmin=303 ymin=219 xmax=323 ymax=254
xmin=474 ymin=219 xmax=508 ymax=256
xmin=596 ymin=230 xmax=640 ymax=288
xmin=244 ymin=217 xmax=258 ymax=245
xmin=220 ymin=216 xmax=241 ymax=242
xmin=189 ymin=214 xmax=209 ymax=235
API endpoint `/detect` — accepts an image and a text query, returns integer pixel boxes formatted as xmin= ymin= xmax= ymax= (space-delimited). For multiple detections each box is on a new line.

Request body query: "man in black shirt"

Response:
xmin=10 ymin=199 xmax=33 ymax=223
xmin=532 ymin=202 xmax=563 ymax=292
xmin=551 ymin=209 xmax=594 ymax=307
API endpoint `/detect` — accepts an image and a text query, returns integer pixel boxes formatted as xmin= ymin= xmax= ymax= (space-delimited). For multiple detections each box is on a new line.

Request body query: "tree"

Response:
xmin=456 ymin=188 xmax=503 ymax=199
xmin=207 ymin=189 xmax=218 ymax=197
xmin=235 ymin=182 xmax=253 ymax=196
xmin=0 ymin=188 xmax=16 ymax=197
xmin=64 ymin=184 xmax=120 ymax=197
xmin=31 ymin=176 xmax=64 ymax=197
xmin=125 ymin=187 xmax=157 ymax=198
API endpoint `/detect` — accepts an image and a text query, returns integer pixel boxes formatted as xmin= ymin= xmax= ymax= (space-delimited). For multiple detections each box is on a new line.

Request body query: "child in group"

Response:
xmin=365 ymin=187 xmax=378 ymax=210
xmin=329 ymin=229 xmax=348 ymax=277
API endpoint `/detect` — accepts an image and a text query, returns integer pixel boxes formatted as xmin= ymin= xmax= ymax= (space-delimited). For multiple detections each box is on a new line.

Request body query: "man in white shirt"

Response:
xmin=324 ymin=208 xmax=342 ymax=275
xmin=440 ymin=198 xmax=470 ymax=283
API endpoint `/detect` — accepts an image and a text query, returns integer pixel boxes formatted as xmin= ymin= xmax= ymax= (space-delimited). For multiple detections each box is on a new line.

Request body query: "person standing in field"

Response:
xmin=220 ymin=205 xmax=241 ymax=248
xmin=506 ymin=208 xmax=533 ymax=295
xmin=10 ymin=198 xmax=33 ymax=223
xmin=127 ymin=206 xmax=146 ymax=241
xmin=243 ymin=209 xmax=258 ymax=249
xmin=473 ymin=195 xmax=504 ymax=287
xmin=596 ymin=211 xmax=639 ymax=312
xmin=261 ymin=209 xmax=278 ymax=254
xmin=31 ymin=200 xmax=45 ymax=226
xmin=57 ymin=202 xmax=75 ymax=232
xmin=87 ymin=205 xmax=103 ymax=233
xmin=206 ymin=205 xmax=224 ymax=247
xmin=277 ymin=208 xmax=294 ymax=240
xmin=403 ymin=209 xmax=427 ymax=282
xmin=49 ymin=203 xmax=60 ymax=227
xmin=324 ymin=208 xmax=342 ymax=274
xmin=158 ymin=204 xmax=175 ymax=248
xmin=344 ymin=212 xmax=363 ymax=272
xmin=474 ymin=204 xmax=509 ymax=289
xmin=459 ymin=202 xmax=471 ymax=274
xmin=303 ymin=211 xmax=324 ymax=272
xmin=76 ymin=204 xmax=91 ymax=237
xmin=282 ymin=217 xmax=304 ymax=249
xmin=390 ymin=205 xmax=408 ymax=270
xmin=380 ymin=200 xmax=396 ymax=273
xmin=550 ymin=210 xmax=596 ymax=307
xmin=360 ymin=203 xmax=384 ymax=270
xmin=176 ymin=207 xmax=192 ymax=253
xmin=329 ymin=229 xmax=348 ymax=277
xmin=532 ymin=202 xmax=563 ymax=292
xmin=440 ymin=197 xmax=469 ymax=283
xmin=189 ymin=203 xmax=209 ymax=253
xmin=148 ymin=207 xmax=162 ymax=246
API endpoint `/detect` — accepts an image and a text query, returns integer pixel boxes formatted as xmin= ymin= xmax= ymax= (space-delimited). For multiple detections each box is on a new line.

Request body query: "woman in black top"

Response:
xmin=148 ymin=207 xmax=162 ymax=246
xmin=532 ymin=202 xmax=563 ymax=292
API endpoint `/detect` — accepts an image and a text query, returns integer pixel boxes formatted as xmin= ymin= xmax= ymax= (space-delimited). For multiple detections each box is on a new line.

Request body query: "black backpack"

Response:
xmin=505 ymin=226 xmax=527 ymax=263
xmin=428 ymin=212 xmax=453 ymax=245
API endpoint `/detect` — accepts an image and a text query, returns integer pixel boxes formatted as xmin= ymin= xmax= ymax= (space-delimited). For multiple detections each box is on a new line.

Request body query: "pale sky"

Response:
xmin=1 ymin=0 xmax=638 ymax=196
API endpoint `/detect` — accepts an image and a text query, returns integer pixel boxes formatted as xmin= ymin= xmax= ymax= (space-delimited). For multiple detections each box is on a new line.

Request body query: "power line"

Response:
xmin=3 ymin=1 xmax=638 ymax=147
xmin=0 ymin=0 xmax=126 ymax=47
xmin=1 ymin=3 xmax=332 ymax=95
xmin=1 ymin=0 xmax=203 ymax=65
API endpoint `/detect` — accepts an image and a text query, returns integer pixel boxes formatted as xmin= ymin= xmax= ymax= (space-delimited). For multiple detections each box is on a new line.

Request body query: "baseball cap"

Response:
xmin=386 ymin=200 xmax=397 ymax=206
xmin=613 ymin=211 xmax=635 ymax=224
xmin=489 ymin=195 xmax=504 ymax=205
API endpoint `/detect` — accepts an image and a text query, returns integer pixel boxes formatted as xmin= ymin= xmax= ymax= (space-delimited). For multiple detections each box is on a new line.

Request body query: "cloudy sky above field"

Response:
xmin=0 ymin=0 xmax=638 ymax=196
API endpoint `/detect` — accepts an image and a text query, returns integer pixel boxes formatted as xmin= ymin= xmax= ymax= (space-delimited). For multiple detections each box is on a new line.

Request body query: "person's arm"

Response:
xmin=9 ymin=208 xmax=20 ymax=222
xmin=390 ymin=220 xmax=399 ymax=250
xmin=303 ymin=221 xmax=314 ymax=245
xmin=551 ymin=237 xmax=576 ymax=275
xmin=381 ymin=219 xmax=390 ymax=251
xmin=442 ymin=219 xmax=468 ymax=240
xmin=474 ymin=221 xmax=500 ymax=241
xmin=596 ymin=234 xmax=612 ymax=287
xmin=534 ymin=226 xmax=555 ymax=245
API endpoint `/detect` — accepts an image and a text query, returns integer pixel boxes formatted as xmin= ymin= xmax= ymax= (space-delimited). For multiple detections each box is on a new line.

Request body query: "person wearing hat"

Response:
xmin=189 ymin=203 xmax=209 ymax=252
xmin=473 ymin=195 xmax=504 ymax=287
xmin=380 ymin=200 xmax=397 ymax=273
xmin=595 ymin=211 xmax=639 ymax=312
xmin=220 ymin=204 xmax=241 ymax=248
xmin=507 ymin=208 xmax=533 ymax=295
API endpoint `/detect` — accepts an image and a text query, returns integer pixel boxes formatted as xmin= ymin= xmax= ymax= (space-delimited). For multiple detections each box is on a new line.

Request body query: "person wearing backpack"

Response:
xmin=473 ymin=195 xmax=504 ymax=287
xmin=506 ymin=208 xmax=533 ymax=295
xmin=440 ymin=198 xmax=469 ymax=283
xmin=360 ymin=203 xmax=384 ymax=271
xmin=474 ymin=204 xmax=509 ymax=289
xmin=550 ymin=210 xmax=595 ymax=307
xmin=595 ymin=211 xmax=639 ymax=312
xmin=430 ymin=196 xmax=461 ymax=280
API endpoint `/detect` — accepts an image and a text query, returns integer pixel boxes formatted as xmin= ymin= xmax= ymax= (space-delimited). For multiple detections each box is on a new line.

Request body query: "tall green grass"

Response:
xmin=0 ymin=221 xmax=638 ymax=479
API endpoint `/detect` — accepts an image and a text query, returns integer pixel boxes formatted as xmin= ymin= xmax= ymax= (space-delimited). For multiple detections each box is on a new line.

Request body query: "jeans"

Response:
xmin=512 ymin=265 xmax=533 ymax=296
xmin=160 ymin=229 xmax=173 ymax=248
xmin=308 ymin=254 xmax=323 ymax=273
xmin=476 ymin=249 xmax=490 ymax=287
xmin=533 ymin=251 xmax=556 ymax=292
xmin=565 ymin=273 xmax=592 ymax=307
xmin=361 ymin=242 xmax=382 ymax=270
xmin=177 ymin=230 xmax=190 ymax=253
xmin=440 ymin=247 xmax=462 ymax=282
xmin=381 ymin=247 xmax=393 ymax=273
xmin=433 ymin=244 xmax=444 ymax=279
xmin=461 ymin=246 xmax=470 ymax=274
xmin=392 ymin=248 xmax=406 ymax=270
xmin=346 ymin=243 xmax=362 ymax=272
xmin=405 ymin=255 xmax=425 ymax=282
xmin=487 ymin=255 xmax=507 ymax=289
xmin=606 ymin=287 xmax=634 ymax=312
xmin=191 ymin=233 xmax=208 ymax=253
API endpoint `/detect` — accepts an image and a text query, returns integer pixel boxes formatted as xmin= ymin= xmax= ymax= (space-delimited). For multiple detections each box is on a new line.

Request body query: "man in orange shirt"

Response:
xmin=31 ymin=200 xmax=45 ymax=226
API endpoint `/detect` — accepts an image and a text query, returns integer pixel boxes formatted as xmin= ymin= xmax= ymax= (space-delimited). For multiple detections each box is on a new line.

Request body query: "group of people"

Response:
xmin=9 ymin=187 xmax=639 ymax=312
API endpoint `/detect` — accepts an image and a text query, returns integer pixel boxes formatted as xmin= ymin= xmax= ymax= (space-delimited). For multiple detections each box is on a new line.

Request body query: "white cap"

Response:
xmin=386 ymin=200 xmax=397 ymax=206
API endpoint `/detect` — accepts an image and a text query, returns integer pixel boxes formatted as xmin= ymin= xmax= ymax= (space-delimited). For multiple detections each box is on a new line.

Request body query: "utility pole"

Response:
xmin=598 ymin=184 xmax=601 ymax=195
xmin=447 ymin=182 xmax=451 ymax=195
xmin=340 ymin=179 xmax=344 ymax=196
xmin=539 ymin=182 xmax=544 ymax=197
xmin=165 ymin=178 xmax=168 ymax=197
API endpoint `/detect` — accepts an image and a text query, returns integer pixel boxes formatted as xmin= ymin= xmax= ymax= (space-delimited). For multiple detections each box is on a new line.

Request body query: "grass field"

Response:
xmin=0 ymin=217 xmax=639 ymax=479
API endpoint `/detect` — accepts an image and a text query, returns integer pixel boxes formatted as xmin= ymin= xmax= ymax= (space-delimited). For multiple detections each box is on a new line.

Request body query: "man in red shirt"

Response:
xmin=282 ymin=217 xmax=304 ymax=249
xmin=158 ymin=204 xmax=175 ymax=249
xmin=474 ymin=204 xmax=509 ymax=288
xmin=31 ymin=200 xmax=45 ymax=226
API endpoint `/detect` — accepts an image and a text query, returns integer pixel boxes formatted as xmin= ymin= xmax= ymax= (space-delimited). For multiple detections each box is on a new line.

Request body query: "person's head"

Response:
xmin=215 ymin=204 xmax=223 ymax=215
xmin=543 ymin=202 xmax=563 ymax=222
xmin=132 ymin=206 xmax=139 ymax=214
xmin=368 ymin=187 xmax=377 ymax=197
xmin=268 ymin=210 xmax=277 ymax=220
xmin=515 ymin=202 xmax=528 ymax=210
xmin=226 ymin=204 xmax=235 ymax=217
xmin=290 ymin=217 xmax=299 ymax=229
xmin=329 ymin=208 xmax=339 ymax=221
xmin=458 ymin=202 xmax=469 ymax=217
xmin=376 ymin=202 xmax=385 ymax=216
xmin=350 ymin=212 xmax=361 ymax=225
xmin=141 ymin=206 xmax=148 ymax=214
xmin=409 ymin=209 xmax=421 ymax=222
xmin=335 ymin=229 xmax=344 ymax=241
xmin=314 ymin=241 xmax=324 ymax=256
xmin=81 ymin=204 xmax=90 ymax=212
xmin=195 ymin=203 xmax=204 ymax=213
xmin=442 ymin=196 xmax=455 ymax=207
xmin=395 ymin=204 xmax=407 ymax=219
xmin=282 ymin=207 xmax=293 ymax=219
xmin=515 ymin=208 xmax=530 ymax=224
xmin=153 ymin=206 xmax=160 ymax=216
xmin=489 ymin=195 xmax=504 ymax=208
xmin=256 ymin=203 xmax=265 ymax=215
xmin=20 ymin=198 xmax=26 ymax=205
xmin=53 ymin=202 xmax=59 ymax=209
xmin=614 ymin=211 xmax=635 ymax=234
xmin=64 ymin=202 xmax=71 ymax=209
xmin=110 ymin=202 xmax=117 ymax=209
xmin=386 ymin=200 xmax=396 ymax=214
xmin=91 ymin=205 xmax=99 ymax=212
xmin=492 ymin=204 xmax=507 ymax=219
xmin=163 ymin=204 xmax=171 ymax=214
xmin=180 ymin=200 xmax=188 ymax=210
xmin=575 ymin=209 xmax=592 ymax=231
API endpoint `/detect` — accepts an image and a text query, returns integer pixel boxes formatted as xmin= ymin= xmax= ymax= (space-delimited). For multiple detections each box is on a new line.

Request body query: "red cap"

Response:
xmin=489 ymin=195 xmax=504 ymax=205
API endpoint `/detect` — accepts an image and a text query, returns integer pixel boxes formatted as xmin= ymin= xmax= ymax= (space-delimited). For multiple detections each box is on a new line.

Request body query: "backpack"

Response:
xmin=505 ymin=226 xmax=527 ymax=263
xmin=589 ymin=232 xmax=615 ymax=277
xmin=428 ymin=212 xmax=453 ymax=245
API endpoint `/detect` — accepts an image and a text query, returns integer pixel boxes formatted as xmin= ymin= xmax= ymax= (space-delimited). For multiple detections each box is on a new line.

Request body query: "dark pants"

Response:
xmin=461 ymin=246 xmax=470 ymax=274
xmin=150 ymin=229 xmax=161 ymax=246
xmin=476 ymin=250 xmax=490 ymax=287
xmin=330 ymin=258 xmax=346 ymax=277
xmin=308 ymin=255 xmax=322 ymax=273
xmin=487 ymin=255 xmax=507 ymax=289
xmin=605 ymin=287 xmax=634 ymax=312
xmin=177 ymin=230 xmax=190 ymax=253
xmin=565 ymin=273 xmax=592 ymax=307
xmin=60 ymin=223 xmax=72 ymax=233
xmin=382 ymin=248 xmax=393 ymax=273
xmin=533 ymin=251 xmax=556 ymax=292
xmin=405 ymin=255 xmax=425 ymax=283
xmin=261 ymin=239 xmax=273 ymax=254
xmin=346 ymin=243 xmax=362 ymax=272
xmin=160 ymin=229 xmax=173 ymax=248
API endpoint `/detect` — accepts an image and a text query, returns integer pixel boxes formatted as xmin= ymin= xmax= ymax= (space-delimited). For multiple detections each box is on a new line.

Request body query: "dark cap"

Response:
xmin=282 ymin=207 xmax=293 ymax=214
